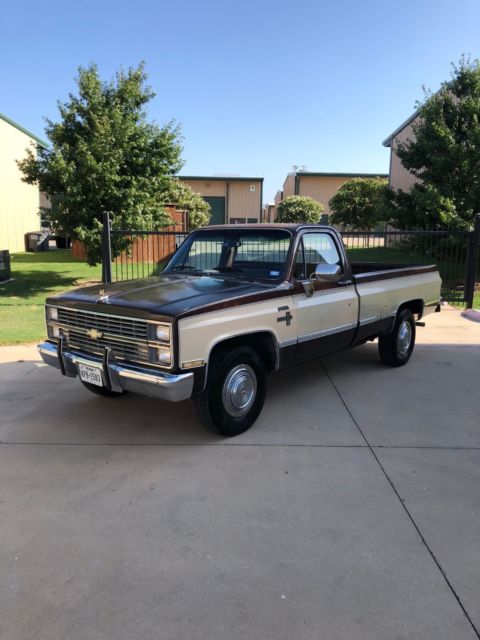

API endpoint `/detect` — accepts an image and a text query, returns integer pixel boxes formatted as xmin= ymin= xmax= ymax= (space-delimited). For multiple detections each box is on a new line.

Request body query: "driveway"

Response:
xmin=1 ymin=309 xmax=479 ymax=640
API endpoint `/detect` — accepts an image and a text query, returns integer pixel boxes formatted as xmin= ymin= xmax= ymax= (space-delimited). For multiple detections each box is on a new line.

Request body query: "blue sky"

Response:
xmin=1 ymin=0 xmax=480 ymax=202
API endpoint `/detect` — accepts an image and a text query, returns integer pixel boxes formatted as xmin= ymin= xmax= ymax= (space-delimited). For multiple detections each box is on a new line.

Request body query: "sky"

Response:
xmin=1 ymin=0 xmax=480 ymax=203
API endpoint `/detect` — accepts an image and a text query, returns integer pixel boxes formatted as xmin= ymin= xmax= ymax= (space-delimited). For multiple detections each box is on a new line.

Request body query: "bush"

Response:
xmin=276 ymin=196 xmax=324 ymax=224
xmin=329 ymin=177 xmax=390 ymax=230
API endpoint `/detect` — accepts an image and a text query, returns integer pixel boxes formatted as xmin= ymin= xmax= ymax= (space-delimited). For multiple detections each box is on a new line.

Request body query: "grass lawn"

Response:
xmin=0 ymin=250 xmax=101 ymax=345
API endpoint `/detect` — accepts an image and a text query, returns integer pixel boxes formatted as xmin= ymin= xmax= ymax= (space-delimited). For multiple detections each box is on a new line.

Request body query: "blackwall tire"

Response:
xmin=378 ymin=308 xmax=416 ymax=367
xmin=194 ymin=346 xmax=266 ymax=437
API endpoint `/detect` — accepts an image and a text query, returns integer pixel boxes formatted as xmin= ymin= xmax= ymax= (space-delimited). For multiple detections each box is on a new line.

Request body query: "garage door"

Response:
xmin=204 ymin=196 xmax=225 ymax=225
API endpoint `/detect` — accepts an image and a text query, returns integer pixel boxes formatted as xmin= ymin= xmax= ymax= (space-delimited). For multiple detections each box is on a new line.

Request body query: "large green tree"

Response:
xmin=18 ymin=63 xmax=189 ymax=264
xmin=276 ymin=195 xmax=324 ymax=224
xmin=329 ymin=177 xmax=390 ymax=229
xmin=393 ymin=57 xmax=480 ymax=229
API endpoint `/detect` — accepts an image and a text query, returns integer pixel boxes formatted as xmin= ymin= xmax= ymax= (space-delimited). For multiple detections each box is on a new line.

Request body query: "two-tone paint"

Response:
xmin=43 ymin=225 xmax=442 ymax=398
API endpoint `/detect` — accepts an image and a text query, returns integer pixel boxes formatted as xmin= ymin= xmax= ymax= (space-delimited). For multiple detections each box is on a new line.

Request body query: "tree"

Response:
xmin=276 ymin=195 xmax=323 ymax=224
xmin=388 ymin=184 xmax=457 ymax=230
xmin=18 ymin=63 xmax=184 ymax=264
xmin=394 ymin=56 xmax=480 ymax=229
xmin=329 ymin=177 xmax=390 ymax=230
xmin=162 ymin=180 xmax=211 ymax=229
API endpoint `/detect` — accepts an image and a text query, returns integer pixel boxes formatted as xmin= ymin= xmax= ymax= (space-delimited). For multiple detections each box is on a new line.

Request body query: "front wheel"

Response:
xmin=378 ymin=308 xmax=416 ymax=367
xmin=193 ymin=346 xmax=266 ymax=437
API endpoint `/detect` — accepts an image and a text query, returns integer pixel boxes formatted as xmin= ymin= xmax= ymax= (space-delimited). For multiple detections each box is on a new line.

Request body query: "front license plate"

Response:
xmin=78 ymin=363 xmax=104 ymax=387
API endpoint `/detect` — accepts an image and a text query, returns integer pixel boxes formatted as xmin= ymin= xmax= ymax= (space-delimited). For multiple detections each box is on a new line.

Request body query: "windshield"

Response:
xmin=165 ymin=229 xmax=292 ymax=280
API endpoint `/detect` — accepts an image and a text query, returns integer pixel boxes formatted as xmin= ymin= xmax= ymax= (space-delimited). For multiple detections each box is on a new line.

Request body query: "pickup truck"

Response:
xmin=38 ymin=224 xmax=442 ymax=436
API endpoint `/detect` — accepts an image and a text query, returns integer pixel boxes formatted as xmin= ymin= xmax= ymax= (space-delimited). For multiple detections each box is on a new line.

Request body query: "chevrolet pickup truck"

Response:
xmin=39 ymin=224 xmax=441 ymax=436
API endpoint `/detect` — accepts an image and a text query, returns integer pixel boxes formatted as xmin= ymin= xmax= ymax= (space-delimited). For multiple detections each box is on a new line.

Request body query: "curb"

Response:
xmin=461 ymin=309 xmax=480 ymax=323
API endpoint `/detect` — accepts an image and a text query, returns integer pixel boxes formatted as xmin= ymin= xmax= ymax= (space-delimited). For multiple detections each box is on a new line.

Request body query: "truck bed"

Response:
xmin=351 ymin=262 xmax=438 ymax=283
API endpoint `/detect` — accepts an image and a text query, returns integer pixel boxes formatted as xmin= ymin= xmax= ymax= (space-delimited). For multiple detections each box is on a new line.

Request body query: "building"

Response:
xmin=0 ymin=113 xmax=48 ymax=252
xmin=263 ymin=202 xmax=276 ymax=223
xmin=179 ymin=176 xmax=263 ymax=224
xmin=277 ymin=170 xmax=389 ymax=219
xmin=383 ymin=109 xmax=421 ymax=193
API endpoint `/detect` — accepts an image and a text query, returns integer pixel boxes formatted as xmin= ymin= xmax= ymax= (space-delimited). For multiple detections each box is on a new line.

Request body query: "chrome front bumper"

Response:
xmin=37 ymin=341 xmax=194 ymax=402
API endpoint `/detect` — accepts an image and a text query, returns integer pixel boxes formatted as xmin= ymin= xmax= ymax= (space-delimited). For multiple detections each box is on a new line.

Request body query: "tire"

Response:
xmin=194 ymin=346 xmax=267 ymax=437
xmin=81 ymin=381 xmax=127 ymax=397
xmin=378 ymin=308 xmax=416 ymax=367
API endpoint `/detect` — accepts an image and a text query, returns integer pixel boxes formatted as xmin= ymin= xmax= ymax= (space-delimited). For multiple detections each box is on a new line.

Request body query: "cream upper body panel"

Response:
xmin=293 ymin=284 xmax=358 ymax=340
xmin=178 ymin=295 xmax=297 ymax=367
xmin=356 ymin=270 xmax=442 ymax=325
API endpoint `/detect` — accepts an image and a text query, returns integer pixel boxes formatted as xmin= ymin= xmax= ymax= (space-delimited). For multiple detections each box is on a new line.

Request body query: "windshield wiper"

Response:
xmin=172 ymin=264 xmax=203 ymax=273
xmin=171 ymin=265 xmax=203 ymax=273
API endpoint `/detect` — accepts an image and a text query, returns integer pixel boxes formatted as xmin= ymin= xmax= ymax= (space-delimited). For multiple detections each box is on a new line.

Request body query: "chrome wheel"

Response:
xmin=222 ymin=364 xmax=257 ymax=418
xmin=396 ymin=320 xmax=412 ymax=357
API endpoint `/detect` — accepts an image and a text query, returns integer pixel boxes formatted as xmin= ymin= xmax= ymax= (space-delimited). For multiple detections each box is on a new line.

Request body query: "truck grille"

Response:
xmin=56 ymin=307 xmax=150 ymax=364
xmin=57 ymin=307 xmax=148 ymax=340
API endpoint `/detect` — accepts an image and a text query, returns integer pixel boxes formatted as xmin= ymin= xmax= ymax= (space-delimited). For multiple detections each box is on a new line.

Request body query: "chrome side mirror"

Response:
xmin=312 ymin=263 xmax=342 ymax=283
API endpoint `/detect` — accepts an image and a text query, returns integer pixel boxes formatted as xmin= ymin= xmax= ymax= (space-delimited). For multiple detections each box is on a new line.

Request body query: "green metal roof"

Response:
xmin=0 ymin=112 xmax=49 ymax=148
xmin=292 ymin=171 xmax=388 ymax=178
xmin=178 ymin=175 xmax=264 ymax=182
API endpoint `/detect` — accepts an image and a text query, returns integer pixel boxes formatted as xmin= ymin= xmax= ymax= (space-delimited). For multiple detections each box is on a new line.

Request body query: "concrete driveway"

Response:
xmin=1 ymin=309 xmax=479 ymax=640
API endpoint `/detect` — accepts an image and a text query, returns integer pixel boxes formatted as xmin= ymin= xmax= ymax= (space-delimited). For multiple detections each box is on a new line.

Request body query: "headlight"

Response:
xmin=47 ymin=306 xmax=58 ymax=321
xmin=47 ymin=325 xmax=60 ymax=339
xmin=155 ymin=324 xmax=171 ymax=342
xmin=156 ymin=347 xmax=171 ymax=365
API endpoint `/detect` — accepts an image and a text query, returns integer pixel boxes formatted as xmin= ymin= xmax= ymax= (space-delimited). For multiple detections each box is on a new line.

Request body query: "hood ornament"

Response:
xmin=98 ymin=288 xmax=109 ymax=302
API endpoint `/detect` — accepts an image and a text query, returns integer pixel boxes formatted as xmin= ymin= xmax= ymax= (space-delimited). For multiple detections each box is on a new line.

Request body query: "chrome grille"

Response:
xmin=64 ymin=328 xmax=149 ymax=362
xmin=57 ymin=307 xmax=148 ymax=340
xmin=56 ymin=307 xmax=150 ymax=364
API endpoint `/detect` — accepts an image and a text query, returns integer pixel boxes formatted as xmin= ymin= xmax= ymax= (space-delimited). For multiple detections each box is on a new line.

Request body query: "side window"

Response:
xmin=295 ymin=233 xmax=341 ymax=279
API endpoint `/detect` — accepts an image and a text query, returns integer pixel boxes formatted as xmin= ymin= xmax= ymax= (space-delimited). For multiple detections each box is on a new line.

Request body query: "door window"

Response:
xmin=294 ymin=233 xmax=341 ymax=279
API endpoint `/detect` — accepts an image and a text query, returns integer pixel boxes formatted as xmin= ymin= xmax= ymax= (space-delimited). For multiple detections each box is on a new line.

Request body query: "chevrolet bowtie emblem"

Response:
xmin=86 ymin=328 xmax=103 ymax=340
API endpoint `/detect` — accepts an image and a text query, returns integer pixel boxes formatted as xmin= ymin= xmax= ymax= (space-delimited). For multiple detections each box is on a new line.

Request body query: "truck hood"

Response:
xmin=47 ymin=273 xmax=289 ymax=320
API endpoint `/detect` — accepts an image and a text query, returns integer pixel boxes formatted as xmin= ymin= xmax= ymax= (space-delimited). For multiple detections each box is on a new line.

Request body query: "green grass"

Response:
xmin=0 ymin=250 xmax=101 ymax=345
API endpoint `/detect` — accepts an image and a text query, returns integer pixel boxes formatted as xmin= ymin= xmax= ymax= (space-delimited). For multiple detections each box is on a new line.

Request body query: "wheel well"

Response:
xmin=397 ymin=299 xmax=424 ymax=319
xmin=210 ymin=332 xmax=278 ymax=372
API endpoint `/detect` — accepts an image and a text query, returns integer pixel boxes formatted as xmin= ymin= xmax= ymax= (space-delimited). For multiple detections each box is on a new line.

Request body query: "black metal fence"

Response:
xmin=100 ymin=213 xmax=188 ymax=283
xmin=100 ymin=213 xmax=480 ymax=308
xmin=341 ymin=220 xmax=480 ymax=308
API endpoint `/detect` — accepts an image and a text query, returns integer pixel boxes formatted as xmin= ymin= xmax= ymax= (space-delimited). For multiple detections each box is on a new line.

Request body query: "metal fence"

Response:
xmin=100 ymin=213 xmax=480 ymax=308
xmin=340 ymin=222 xmax=480 ymax=307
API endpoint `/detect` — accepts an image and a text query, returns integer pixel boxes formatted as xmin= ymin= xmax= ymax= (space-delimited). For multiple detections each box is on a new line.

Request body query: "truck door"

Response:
xmin=292 ymin=231 xmax=358 ymax=359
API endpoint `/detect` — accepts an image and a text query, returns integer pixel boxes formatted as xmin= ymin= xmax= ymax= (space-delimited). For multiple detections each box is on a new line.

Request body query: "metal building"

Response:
xmin=277 ymin=170 xmax=388 ymax=218
xmin=0 ymin=113 xmax=48 ymax=252
xmin=179 ymin=176 xmax=264 ymax=224
xmin=383 ymin=109 xmax=421 ymax=193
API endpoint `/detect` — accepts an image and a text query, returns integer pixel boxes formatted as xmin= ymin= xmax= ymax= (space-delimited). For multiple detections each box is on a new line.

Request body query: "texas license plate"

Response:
xmin=78 ymin=363 xmax=104 ymax=387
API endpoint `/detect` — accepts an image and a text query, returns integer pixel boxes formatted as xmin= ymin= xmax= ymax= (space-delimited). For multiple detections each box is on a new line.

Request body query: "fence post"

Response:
xmin=465 ymin=214 xmax=480 ymax=309
xmin=101 ymin=211 xmax=112 ymax=284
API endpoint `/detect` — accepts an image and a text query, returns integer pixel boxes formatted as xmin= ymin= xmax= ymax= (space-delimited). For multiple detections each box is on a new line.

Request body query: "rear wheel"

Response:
xmin=80 ymin=381 xmax=126 ymax=397
xmin=194 ymin=346 xmax=266 ymax=437
xmin=378 ymin=308 xmax=416 ymax=367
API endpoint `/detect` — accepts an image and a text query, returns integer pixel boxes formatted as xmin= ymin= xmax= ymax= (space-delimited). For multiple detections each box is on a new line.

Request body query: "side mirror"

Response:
xmin=312 ymin=263 xmax=342 ymax=283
